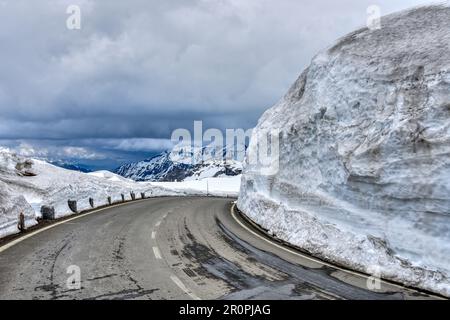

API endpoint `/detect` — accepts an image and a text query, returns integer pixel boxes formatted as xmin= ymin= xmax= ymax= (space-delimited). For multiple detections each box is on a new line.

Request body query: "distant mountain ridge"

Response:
xmin=50 ymin=160 xmax=93 ymax=173
xmin=114 ymin=147 xmax=243 ymax=182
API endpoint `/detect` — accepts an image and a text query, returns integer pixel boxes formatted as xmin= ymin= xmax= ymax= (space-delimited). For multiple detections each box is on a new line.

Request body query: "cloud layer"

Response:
xmin=0 ymin=0 xmax=432 ymax=166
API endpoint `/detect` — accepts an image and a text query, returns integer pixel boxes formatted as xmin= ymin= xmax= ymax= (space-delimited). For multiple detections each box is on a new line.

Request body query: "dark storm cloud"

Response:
xmin=0 ymin=0 xmax=431 ymax=163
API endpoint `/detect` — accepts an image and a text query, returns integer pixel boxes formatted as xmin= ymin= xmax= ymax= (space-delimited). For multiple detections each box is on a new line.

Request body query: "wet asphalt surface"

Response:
xmin=0 ymin=197 xmax=436 ymax=300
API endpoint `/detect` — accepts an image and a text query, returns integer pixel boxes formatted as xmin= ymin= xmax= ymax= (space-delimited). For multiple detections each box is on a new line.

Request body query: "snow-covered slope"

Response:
xmin=0 ymin=149 xmax=37 ymax=237
xmin=87 ymin=170 xmax=133 ymax=183
xmin=0 ymin=148 xmax=240 ymax=239
xmin=183 ymin=160 xmax=242 ymax=181
xmin=238 ymin=5 xmax=450 ymax=296
xmin=115 ymin=148 xmax=242 ymax=182
xmin=50 ymin=160 xmax=92 ymax=173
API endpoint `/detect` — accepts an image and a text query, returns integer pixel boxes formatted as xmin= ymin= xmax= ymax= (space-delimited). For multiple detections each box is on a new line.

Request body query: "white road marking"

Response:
xmin=229 ymin=203 xmax=432 ymax=295
xmin=170 ymin=275 xmax=201 ymax=300
xmin=231 ymin=204 xmax=367 ymax=274
xmin=155 ymin=220 xmax=161 ymax=227
xmin=151 ymin=231 xmax=156 ymax=239
xmin=153 ymin=246 xmax=162 ymax=259
xmin=0 ymin=199 xmax=148 ymax=254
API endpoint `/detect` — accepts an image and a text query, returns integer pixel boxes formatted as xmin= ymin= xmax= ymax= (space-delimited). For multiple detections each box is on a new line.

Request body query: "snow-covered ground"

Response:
xmin=0 ymin=147 xmax=240 ymax=239
xmin=238 ymin=5 xmax=450 ymax=296
xmin=152 ymin=175 xmax=240 ymax=197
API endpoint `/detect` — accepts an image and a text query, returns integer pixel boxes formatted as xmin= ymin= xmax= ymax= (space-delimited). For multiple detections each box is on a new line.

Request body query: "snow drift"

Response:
xmin=0 ymin=148 xmax=240 ymax=239
xmin=238 ymin=5 xmax=450 ymax=296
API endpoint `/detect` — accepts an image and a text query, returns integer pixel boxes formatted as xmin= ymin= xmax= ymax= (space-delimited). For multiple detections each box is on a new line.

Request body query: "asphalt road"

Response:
xmin=0 ymin=197 xmax=436 ymax=300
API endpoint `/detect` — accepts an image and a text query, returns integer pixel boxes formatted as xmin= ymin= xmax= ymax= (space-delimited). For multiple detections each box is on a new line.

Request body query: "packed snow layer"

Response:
xmin=0 ymin=148 xmax=240 ymax=239
xmin=0 ymin=180 xmax=36 ymax=239
xmin=238 ymin=5 xmax=450 ymax=296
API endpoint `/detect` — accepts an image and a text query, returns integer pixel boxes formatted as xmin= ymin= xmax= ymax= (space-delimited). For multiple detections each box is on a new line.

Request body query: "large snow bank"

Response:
xmin=0 ymin=181 xmax=35 ymax=239
xmin=0 ymin=148 xmax=240 ymax=239
xmin=238 ymin=5 xmax=450 ymax=296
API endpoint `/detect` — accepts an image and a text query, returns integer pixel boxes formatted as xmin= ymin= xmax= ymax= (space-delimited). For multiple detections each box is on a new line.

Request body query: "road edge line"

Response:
xmin=230 ymin=202 xmax=446 ymax=300
xmin=170 ymin=275 xmax=201 ymax=300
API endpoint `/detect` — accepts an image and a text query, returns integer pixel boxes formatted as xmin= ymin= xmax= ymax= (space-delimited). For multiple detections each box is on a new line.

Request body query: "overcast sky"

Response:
xmin=0 ymin=0 xmax=435 ymax=169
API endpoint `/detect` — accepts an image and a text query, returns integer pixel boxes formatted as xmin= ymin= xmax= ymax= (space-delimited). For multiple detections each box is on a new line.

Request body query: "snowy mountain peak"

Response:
xmin=115 ymin=145 xmax=243 ymax=182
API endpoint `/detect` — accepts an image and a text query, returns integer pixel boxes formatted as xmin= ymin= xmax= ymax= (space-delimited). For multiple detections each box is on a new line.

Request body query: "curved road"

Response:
xmin=0 ymin=197 xmax=436 ymax=300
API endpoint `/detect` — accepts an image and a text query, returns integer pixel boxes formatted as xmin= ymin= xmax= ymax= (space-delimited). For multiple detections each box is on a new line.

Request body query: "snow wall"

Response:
xmin=237 ymin=5 xmax=450 ymax=296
